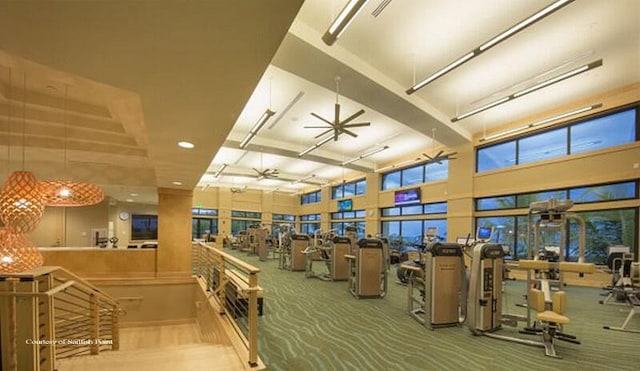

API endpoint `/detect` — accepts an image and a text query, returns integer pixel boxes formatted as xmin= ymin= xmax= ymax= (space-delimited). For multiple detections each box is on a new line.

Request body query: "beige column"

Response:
xmin=446 ymin=144 xmax=475 ymax=241
xmin=157 ymin=188 xmax=193 ymax=278
xmin=363 ymin=172 xmax=380 ymax=236
xmin=217 ymin=187 xmax=232 ymax=239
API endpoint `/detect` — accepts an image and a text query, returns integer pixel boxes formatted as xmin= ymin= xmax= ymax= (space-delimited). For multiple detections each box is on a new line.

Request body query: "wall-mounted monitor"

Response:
xmin=337 ymin=199 xmax=353 ymax=212
xmin=394 ymin=188 xmax=421 ymax=206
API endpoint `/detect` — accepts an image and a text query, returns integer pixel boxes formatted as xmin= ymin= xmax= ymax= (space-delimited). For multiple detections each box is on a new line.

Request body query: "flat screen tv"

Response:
xmin=337 ymin=199 xmax=353 ymax=212
xmin=394 ymin=188 xmax=421 ymax=206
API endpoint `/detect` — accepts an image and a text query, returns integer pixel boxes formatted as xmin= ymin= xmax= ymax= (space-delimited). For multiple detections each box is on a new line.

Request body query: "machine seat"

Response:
xmin=537 ymin=311 xmax=570 ymax=325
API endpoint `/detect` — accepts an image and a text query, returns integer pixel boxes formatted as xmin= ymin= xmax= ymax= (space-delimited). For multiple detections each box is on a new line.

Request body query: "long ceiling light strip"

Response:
xmin=239 ymin=109 xmax=276 ymax=149
xmin=292 ymin=174 xmax=316 ymax=185
xmin=268 ymin=91 xmax=304 ymax=129
xmin=407 ymin=0 xmax=574 ymax=94
xmin=213 ymin=164 xmax=228 ymax=178
xmin=341 ymin=145 xmax=389 ymax=165
xmin=298 ymin=136 xmax=334 ymax=157
xmin=374 ymin=157 xmax=421 ymax=173
xmin=451 ymin=59 xmax=602 ymax=122
xmin=480 ymin=103 xmax=603 ymax=142
xmin=322 ymin=0 xmax=370 ymax=46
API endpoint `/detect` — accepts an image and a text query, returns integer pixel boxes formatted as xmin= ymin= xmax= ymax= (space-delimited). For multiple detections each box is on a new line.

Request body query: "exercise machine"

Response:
xmin=303 ymin=230 xmax=336 ymax=280
xmin=289 ymin=234 xmax=309 ymax=271
xmin=346 ymin=238 xmax=388 ymax=298
xmin=601 ymin=246 xmax=640 ymax=333
xmin=345 ymin=226 xmax=359 ymax=254
xmin=277 ymin=224 xmax=296 ymax=270
xmin=332 ymin=236 xmax=351 ymax=281
xmin=517 ymin=199 xmax=595 ymax=358
xmin=396 ymin=227 xmax=439 ymax=285
xmin=405 ymin=240 xmax=467 ymax=329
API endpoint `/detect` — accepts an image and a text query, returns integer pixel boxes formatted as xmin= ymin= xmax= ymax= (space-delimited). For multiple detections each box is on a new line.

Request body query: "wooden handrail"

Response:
xmin=197 ymin=242 xmax=260 ymax=275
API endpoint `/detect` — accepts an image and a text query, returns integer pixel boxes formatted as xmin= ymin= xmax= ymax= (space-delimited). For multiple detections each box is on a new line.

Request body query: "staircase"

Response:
xmin=56 ymin=324 xmax=245 ymax=371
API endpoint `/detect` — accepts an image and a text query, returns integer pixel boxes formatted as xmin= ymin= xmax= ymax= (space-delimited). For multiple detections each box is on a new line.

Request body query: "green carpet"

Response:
xmin=231 ymin=251 xmax=638 ymax=371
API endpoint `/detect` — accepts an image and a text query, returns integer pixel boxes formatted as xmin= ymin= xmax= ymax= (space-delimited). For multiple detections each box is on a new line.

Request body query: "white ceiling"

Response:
xmin=0 ymin=0 xmax=638 ymax=200
xmin=204 ymin=0 xmax=640 ymax=192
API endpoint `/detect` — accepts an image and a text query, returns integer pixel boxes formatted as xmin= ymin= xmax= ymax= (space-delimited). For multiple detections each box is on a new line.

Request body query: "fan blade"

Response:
xmin=340 ymin=109 xmax=365 ymax=126
xmin=252 ymin=168 xmax=260 ymax=174
xmin=446 ymin=152 xmax=458 ymax=157
xmin=422 ymin=153 xmax=434 ymax=160
xmin=340 ymin=128 xmax=358 ymax=138
xmin=314 ymin=129 xmax=333 ymax=139
xmin=304 ymin=125 xmax=332 ymax=129
xmin=310 ymin=112 xmax=335 ymax=126
xmin=435 ymin=150 xmax=444 ymax=158
xmin=343 ymin=122 xmax=370 ymax=128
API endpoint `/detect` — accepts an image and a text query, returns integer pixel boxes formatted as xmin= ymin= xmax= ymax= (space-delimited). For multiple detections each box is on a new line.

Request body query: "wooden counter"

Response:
xmin=40 ymin=247 xmax=157 ymax=279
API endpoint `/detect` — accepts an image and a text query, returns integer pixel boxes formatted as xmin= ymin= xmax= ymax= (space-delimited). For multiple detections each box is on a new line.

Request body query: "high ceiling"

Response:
xmin=0 ymin=0 xmax=638 ymax=201
xmin=205 ymin=0 xmax=640 ymax=193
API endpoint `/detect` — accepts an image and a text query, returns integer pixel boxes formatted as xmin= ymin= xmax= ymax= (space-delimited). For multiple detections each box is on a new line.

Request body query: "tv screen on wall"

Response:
xmin=337 ymin=199 xmax=353 ymax=212
xmin=394 ymin=188 xmax=421 ymax=206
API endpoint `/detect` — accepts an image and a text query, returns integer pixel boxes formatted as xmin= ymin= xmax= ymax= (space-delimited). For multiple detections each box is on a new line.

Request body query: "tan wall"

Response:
xmin=41 ymin=249 xmax=157 ymax=278
xmin=95 ymin=279 xmax=198 ymax=326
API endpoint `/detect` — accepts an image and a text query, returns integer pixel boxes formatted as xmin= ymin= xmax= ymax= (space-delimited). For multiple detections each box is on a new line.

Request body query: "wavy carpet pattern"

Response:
xmin=231 ymin=252 xmax=638 ymax=371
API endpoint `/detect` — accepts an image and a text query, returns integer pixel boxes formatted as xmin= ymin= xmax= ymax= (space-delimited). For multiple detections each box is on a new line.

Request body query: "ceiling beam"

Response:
xmin=222 ymin=140 xmax=373 ymax=173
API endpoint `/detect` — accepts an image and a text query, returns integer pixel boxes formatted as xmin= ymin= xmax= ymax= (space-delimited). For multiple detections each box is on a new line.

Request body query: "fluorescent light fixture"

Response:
xmin=452 ymin=59 xmax=602 ymax=122
xmin=129 ymin=193 xmax=138 ymax=197
xmin=480 ymin=103 xmax=603 ymax=142
xmin=172 ymin=181 xmax=183 ymax=186
xmin=374 ymin=157 xmax=422 ymax=173
xmin=268 ymin=91 xmax=304 ymax=130
xmin=298 ymin=136 xmax=334 ymax=157
xmin=341 ymin=145 xmax=389 ymax=165
xmin=322 ymin=0 xmax=370 ymax=46
xmin=480 ymin=0 xmax=573 ymax=51
xmin=213 ymin=164 xmax=228 ymax=178
xmin=177 ymin=141 xmax=195 ymax=149
xmin=292 ymin=174 xmax=316 ymax=185
xmin=407 ymin=0 xmax=574 ymax=94
xmin=239 ymin=109 xmax=276 ymax=149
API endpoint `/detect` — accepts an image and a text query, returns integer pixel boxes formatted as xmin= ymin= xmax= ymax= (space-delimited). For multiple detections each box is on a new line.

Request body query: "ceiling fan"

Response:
xmin=230 ymin=185 xmax=248 ymax=194
xmin=423 ymin=128 xmax=457 ymax=164
xmin=304 ymin=77 xmax=370 ymax=141
xmin=252 ymin=168 xmax=279 ymax=181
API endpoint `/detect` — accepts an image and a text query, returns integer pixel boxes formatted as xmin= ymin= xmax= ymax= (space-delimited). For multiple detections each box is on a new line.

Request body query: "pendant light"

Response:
xmin=0 ymin=228 xmax=43 ymax=274
xmin=0 ymin=71 xmax=45 ymax=234
xmin=40 ymin=84 xmax=105 ymax=207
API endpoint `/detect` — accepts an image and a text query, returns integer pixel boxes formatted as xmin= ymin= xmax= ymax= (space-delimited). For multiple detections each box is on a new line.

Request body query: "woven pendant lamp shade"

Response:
xmin=0 ymin=171 xmax=45 ymax=234
xmin=40 ymin=180 xmax=105 ymax=207
xmin=0 ymin=228 xmax=43 ymax=274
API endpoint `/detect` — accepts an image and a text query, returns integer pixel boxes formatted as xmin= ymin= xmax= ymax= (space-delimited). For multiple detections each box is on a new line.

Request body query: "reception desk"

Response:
xmin=40 ymin=247 xmax=157 ymax=279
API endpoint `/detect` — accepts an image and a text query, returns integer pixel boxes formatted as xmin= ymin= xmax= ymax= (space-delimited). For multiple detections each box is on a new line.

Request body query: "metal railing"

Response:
xmin=0 ymin=266 xmax=123 ymax=371
xmin=192 ymin=241 xmax=261 ymax=368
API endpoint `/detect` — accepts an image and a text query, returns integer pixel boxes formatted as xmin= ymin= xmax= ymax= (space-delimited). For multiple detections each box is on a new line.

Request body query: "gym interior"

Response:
xmin=0 ymin=1 xmax=639 ymax=370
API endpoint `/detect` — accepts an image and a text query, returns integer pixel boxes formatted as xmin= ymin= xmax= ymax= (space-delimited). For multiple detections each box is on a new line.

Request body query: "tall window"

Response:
xmin=380 ymin=201 xmax=447 ymax=252
xmin=231 ymin=210 xmax=261 ymax=235
xmin=331 ymin=209 xmax=366 ymax=238
xmin=381 ymin=161 xmax=449 ymax=191
xmin=476 ymin=106 xmax=638 ymax=173
xmin=332 ymin=179 xmax=366 ymax=199
xmin=300 ymin=213 xmax=321 ymax=235
xmin=192 ymin=208 xmax=218 ymax=239
xmin=301 ymin=190 xmax=322 ymax=205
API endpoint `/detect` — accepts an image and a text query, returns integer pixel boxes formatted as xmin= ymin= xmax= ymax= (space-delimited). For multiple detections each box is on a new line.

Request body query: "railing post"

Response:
xmin=39 ymin=274 xmax=56 ymax=371
xmin=89 ymin=294 xmax=99 ymax=355
xmin=247 ymin=273 xmax=258 ymax=368
xmin=111 ymin=306 xmax=120 ymax=351
xmin=1 ymin=279 xmax=18 ymax=371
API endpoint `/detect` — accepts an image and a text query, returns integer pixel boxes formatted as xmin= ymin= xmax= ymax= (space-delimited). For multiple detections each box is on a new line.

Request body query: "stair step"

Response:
xmin=56 ymin=343 xmax=246 ymax=371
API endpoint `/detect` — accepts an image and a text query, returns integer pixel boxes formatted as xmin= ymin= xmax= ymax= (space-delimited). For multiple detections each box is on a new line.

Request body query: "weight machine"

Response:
xmin=346 ymin=238 xmax=388 ymax=298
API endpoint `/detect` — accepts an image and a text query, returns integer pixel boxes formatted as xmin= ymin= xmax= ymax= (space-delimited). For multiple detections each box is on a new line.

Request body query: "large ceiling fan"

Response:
xmin=304 ymin=77 xmax=370 ymax=141
xmin=423 ymin=128 xmax=457 ymax=164
xmin=253 ymin=168 xmax=279 ymax=180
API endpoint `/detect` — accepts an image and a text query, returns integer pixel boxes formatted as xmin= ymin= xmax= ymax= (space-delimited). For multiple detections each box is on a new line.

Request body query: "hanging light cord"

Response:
xmin=63 ymin=85 xmax=68 ymax=178
xmin=21 ymin=73 xmax=26 ymax=170
xmin=6 ymin=68 xmax=11 ymax=171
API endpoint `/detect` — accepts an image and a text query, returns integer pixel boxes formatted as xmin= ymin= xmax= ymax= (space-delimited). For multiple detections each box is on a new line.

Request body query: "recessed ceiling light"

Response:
xmin=126 ymin=198 xmax=134 ymax=202
xmin=129 ymin=193 xmax=138 ymax=197
xmin=172 ymin=181 xmax=183 ymax=186
xmin=178 ymin=141 xmax=195 ymax=149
